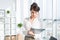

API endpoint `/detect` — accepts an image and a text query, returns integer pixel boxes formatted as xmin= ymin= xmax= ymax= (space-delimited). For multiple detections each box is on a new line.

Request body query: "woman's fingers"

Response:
xmin=28 ymin=31 xmax=35 ymax=36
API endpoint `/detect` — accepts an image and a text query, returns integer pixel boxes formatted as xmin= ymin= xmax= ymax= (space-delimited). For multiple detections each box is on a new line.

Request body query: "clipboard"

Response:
xmin=31 ymin=28 xmax=45 ymax=34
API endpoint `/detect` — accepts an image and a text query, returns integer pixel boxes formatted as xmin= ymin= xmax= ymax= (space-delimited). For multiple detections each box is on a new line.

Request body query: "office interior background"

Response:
xmin=0 ymin=0 xmax=60 ymax=40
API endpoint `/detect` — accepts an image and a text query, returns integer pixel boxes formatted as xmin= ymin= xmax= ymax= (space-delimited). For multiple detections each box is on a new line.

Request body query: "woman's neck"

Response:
xmin=30 ymin=16 xmax=37 ymax=21
xmin=30 ymin=16 xmax=35 ymax=19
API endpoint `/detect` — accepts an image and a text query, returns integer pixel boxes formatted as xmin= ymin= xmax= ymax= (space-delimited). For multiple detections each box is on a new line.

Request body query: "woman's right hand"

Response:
xmin=28 ymin=31 xmax=35 ymax=36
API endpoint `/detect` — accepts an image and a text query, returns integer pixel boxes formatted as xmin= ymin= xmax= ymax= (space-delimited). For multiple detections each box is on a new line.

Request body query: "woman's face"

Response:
xmin=31 ymin=10 xmax=38 ymax=18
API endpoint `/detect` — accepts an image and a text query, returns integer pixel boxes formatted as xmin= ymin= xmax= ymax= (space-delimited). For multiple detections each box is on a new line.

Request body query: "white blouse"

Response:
xmin=23 ymin=17 xmax=43 ymax=39
xmin=24 ymin=17 xmax=42 ymax=31
xmin=24 ymin=18 xmax=42 ymax=31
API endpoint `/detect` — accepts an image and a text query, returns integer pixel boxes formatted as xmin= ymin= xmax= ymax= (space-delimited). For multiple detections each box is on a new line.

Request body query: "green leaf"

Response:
xmin=7 ymin=10 xmax=10 ymax=14
xmin=17 ymin=23 xmax=23 ymax=28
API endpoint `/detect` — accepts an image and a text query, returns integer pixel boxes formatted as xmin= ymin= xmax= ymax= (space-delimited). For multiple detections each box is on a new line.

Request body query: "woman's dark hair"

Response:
xmin=30 ymin=2 xmax=40 ymax=12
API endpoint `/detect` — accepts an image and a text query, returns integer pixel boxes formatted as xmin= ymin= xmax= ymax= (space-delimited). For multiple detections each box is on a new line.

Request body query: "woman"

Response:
xmin=24 ymin=2 xmax=42 ymax=40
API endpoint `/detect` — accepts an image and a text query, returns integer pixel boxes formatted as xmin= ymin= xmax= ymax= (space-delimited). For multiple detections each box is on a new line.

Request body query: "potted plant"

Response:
xmin=17 ymin=23 xmax=23 ymax=33
xmin=17 ymin=23 xmax=23 ymax=28
xmin=7 ymin=10 xmax=10 ymax=14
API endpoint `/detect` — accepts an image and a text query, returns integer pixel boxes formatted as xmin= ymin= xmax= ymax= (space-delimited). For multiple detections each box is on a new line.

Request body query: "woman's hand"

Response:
xmin=28 ymin=31 xmax=35 ymax=36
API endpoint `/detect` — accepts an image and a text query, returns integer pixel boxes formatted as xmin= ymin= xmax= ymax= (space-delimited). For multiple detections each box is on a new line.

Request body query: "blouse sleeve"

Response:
xmin=23 ymin=18 xmax=32 ymax=35
xmin=23 ymin=18 xmax=31 ymax=31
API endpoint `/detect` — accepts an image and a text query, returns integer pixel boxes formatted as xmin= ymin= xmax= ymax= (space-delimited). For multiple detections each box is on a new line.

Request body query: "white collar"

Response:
xmin=29 ymin=17 xmax=38 ymax=23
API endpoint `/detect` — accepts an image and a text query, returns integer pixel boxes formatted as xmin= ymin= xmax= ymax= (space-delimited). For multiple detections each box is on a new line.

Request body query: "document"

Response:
xmin=31 ymin=28 xmax=45 ymax=34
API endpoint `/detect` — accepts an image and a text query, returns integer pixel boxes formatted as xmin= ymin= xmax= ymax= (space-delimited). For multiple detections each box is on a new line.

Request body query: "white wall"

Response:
xmin=0 ymin=0 xmax=16 ymax=40
xmin=57 ymin=0 xmax=60 ymax=40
